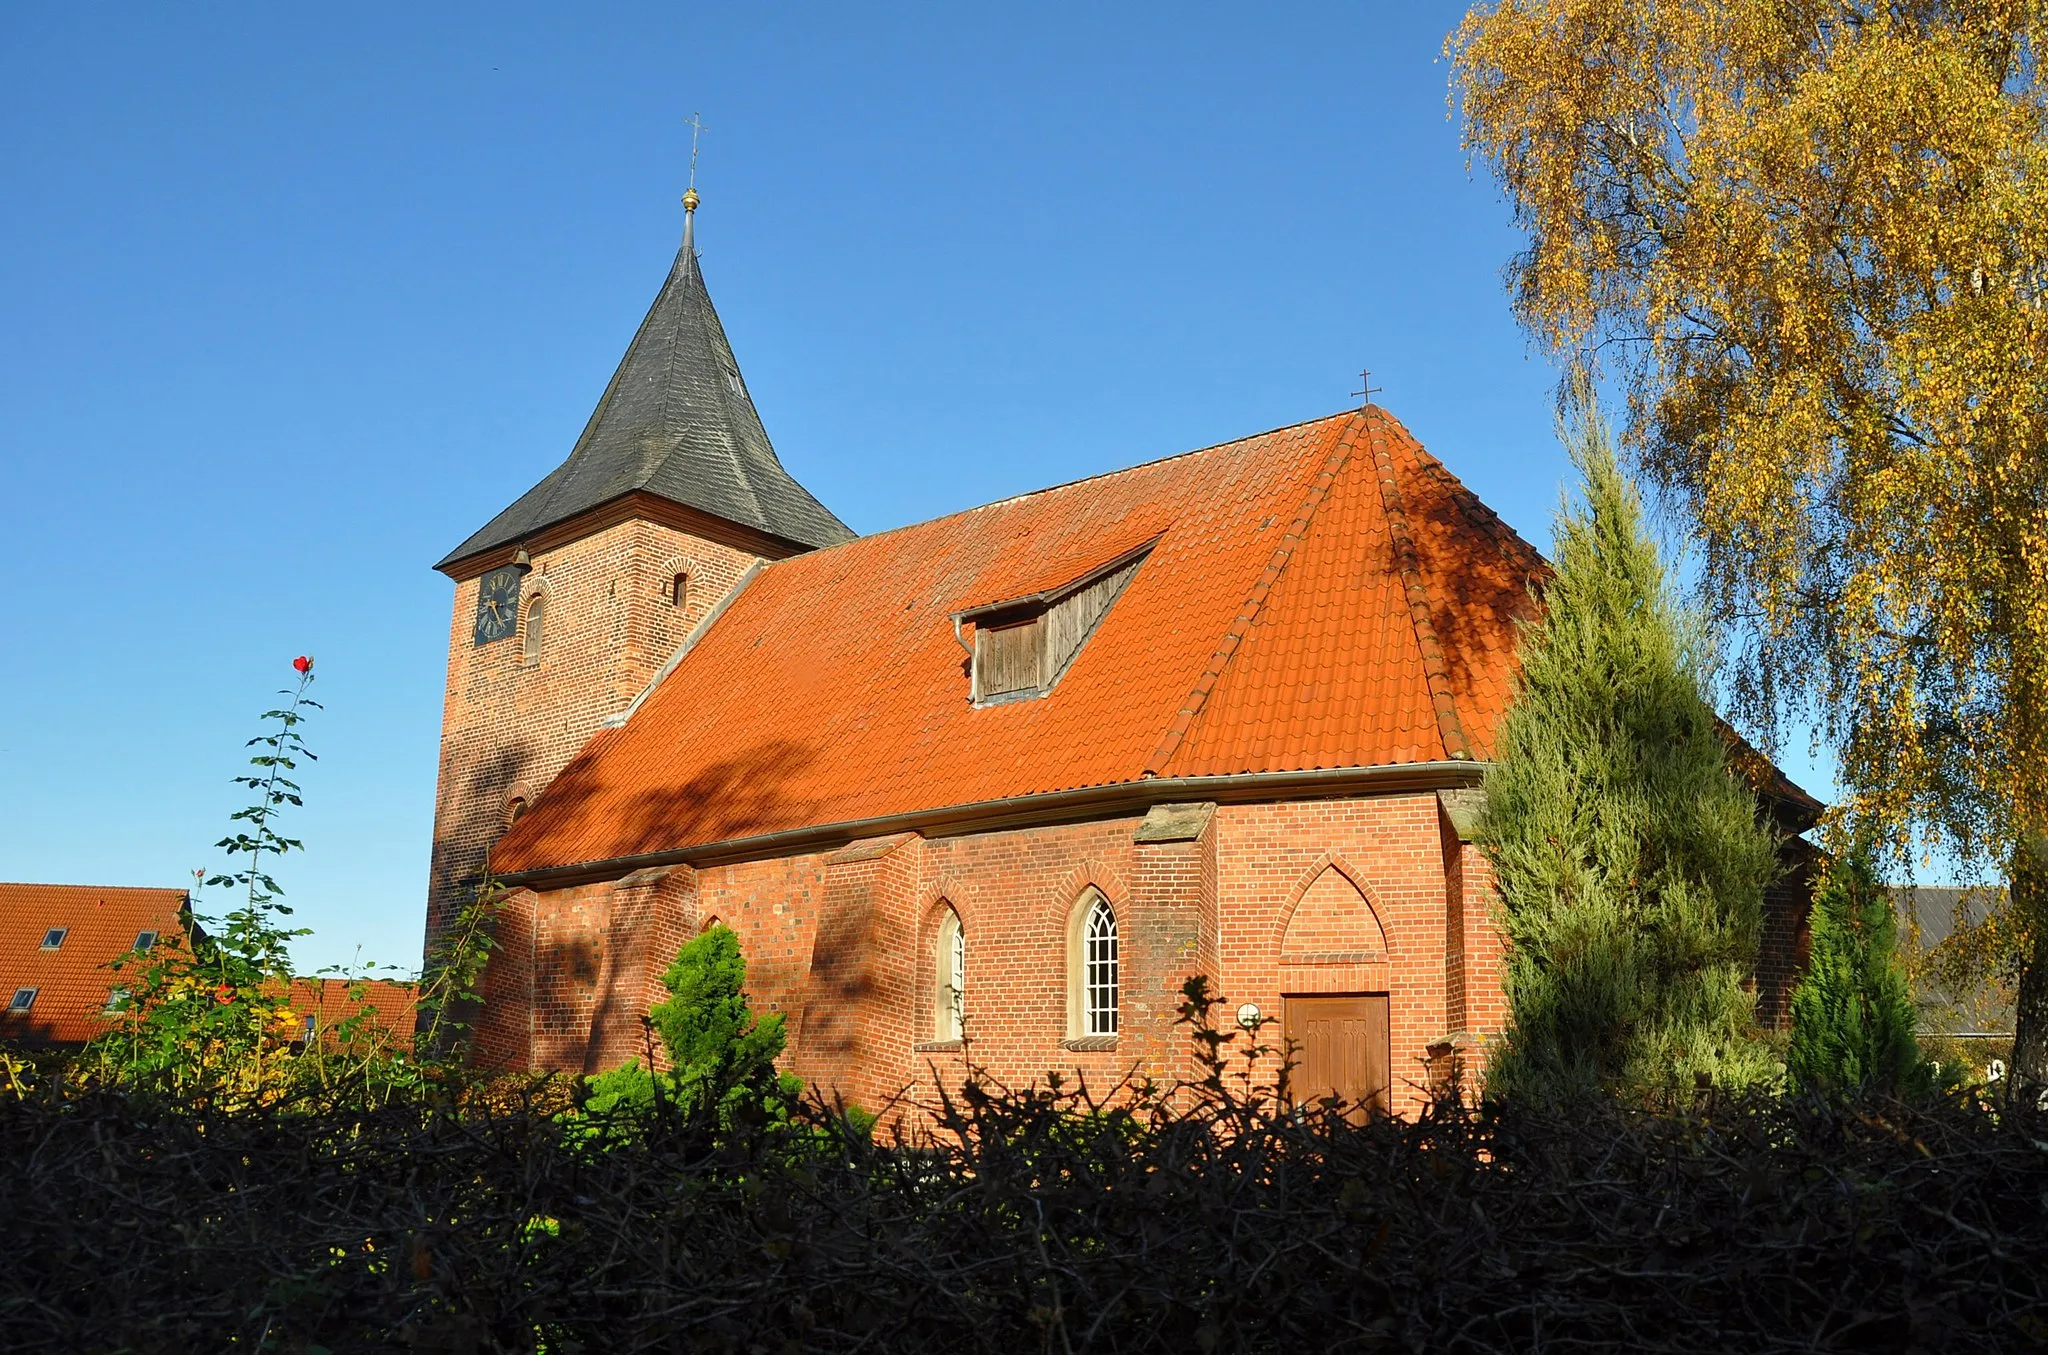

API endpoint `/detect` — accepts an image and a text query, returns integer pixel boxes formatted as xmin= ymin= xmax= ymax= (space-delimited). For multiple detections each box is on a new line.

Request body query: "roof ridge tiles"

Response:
xmin=0 ymin=882 xmax=187 ymax=892
xmin=1389 ymin=424 xmax=1551 ymax=576
xmin=1142 ymin=412 xmax=1368 ymax=778
xmin=1367 ymin=409 xmax=1475 ymax=763
xmin=742 ymin=407 xmax=1367 ymax=569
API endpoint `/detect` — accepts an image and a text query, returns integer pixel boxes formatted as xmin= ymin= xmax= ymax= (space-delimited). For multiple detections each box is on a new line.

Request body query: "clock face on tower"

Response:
xmin=473 ymin=566 xmax=523 ymax=645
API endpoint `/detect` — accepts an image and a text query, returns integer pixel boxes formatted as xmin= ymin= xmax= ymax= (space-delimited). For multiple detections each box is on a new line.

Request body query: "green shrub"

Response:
xmin=581 ymin=925 xmax=801 ymax=1135
xmin=6 ymin=1047 xmax=2044 ymax=1352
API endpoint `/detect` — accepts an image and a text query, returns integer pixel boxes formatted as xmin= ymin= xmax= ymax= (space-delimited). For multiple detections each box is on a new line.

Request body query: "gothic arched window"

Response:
xmin=935 ymin=907 xmax=965 ymax=1041
xmin=1084 ymin=897 xmax=1118 ymax=1036
xmin=1066 ymin=889 xmax=1119 ymax=1040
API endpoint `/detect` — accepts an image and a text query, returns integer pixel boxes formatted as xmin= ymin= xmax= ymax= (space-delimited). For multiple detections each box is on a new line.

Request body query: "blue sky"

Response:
xmin=0 ymin=3 xmax=1833 ymax=972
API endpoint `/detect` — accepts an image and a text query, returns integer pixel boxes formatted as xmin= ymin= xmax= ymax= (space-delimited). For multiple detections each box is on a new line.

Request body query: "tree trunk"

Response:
xmin=2007 ymin=837 xmax=2048 ymax=1105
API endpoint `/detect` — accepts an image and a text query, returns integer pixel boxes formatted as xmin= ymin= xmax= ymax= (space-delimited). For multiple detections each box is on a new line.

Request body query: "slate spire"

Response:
xmin=438 ymin=193 xmax=854 ymax=570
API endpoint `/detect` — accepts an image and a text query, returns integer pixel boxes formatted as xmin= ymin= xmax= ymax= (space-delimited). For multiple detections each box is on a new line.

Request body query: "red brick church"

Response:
xmin=426 ymin=197 xmax=1819 ymax=1115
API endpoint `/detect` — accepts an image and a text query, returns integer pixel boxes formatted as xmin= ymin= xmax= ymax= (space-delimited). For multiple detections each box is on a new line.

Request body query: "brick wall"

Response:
xmin=471 ymin=884 xmax=533 ymax=1071
xmin=476 ymin=789 xmax=1816 ymax=1106
xmin=1211 ymin=795 xmax=1468 ymax=1117
xmin=424 ymin=517 xmax=762 ymax=972
xmin=1449 ymin=839 xmax=1507 ymax=1083
xmin=1757 ymin=836 xmax=1823 ymax=1029
xmin=792 ymin=834 xmax=924 ymax=1111
xmin=488 ymin=789 xmax=1515 ymax=1123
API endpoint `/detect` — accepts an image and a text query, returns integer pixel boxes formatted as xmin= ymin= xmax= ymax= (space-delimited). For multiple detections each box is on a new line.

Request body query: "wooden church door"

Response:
xmin=1282 ymin=993 xmax=1391 ymax=1119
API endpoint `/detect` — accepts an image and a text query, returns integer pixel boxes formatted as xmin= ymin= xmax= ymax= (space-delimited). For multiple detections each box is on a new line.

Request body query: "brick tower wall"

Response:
xmin=424 ymin=517 xmax=762 ymax=975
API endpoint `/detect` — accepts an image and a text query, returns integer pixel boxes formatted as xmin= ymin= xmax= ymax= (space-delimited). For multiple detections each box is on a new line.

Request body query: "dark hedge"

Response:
xmin=2 ymin=1074 xmax=2045 ymax=1354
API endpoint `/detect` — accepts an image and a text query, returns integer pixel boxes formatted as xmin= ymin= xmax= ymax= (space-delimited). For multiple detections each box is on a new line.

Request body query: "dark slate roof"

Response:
xmin=438 ymin=233 xmax=854 ymax=569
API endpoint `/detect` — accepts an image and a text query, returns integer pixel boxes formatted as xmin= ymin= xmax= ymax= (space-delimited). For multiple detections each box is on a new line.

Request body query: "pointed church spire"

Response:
xmin=438 ymin=179 xmax=853 ymax=572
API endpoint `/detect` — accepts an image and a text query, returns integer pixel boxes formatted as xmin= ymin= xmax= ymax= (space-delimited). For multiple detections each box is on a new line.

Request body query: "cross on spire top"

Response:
xmin=1352 ymin=368 xmax=1382 ymax=406
xmin=681 ymin=113 xmax=706 ymax=250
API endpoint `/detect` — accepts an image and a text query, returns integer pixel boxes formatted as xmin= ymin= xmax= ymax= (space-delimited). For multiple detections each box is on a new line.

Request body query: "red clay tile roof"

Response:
xmin=0 ymin=883 xmax=188 ymax=1045
xmin=494 ymin=406 xmax=1547 ymax=875
xmin=0 ymin=883 xmax=417 ymax=1048
xmin=287 ymin=976 xmax=418 ymax=1046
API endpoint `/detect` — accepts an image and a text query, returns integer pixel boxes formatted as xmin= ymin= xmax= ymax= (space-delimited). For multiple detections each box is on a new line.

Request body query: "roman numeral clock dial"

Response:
xmin=473 ymin=565 xmax=522 ymax=645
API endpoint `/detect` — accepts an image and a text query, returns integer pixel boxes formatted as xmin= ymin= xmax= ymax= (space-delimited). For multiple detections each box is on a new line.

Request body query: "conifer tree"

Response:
xmin=1477 ymin=410 xmax=1780 ymax=1102
xmin=1787 ymin=843 xmax=1929 ymax=1098
xmin=583 ymin=924 xmax=800 ymax=1131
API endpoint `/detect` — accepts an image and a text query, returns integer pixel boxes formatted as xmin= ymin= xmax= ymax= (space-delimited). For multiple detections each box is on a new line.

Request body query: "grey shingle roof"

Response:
xmin=437 ymin=233 xmax=854 ymax=569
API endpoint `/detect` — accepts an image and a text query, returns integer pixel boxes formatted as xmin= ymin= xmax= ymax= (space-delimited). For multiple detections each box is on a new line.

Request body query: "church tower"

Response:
xmin=424 ymin=190 xmax=852 ymax=960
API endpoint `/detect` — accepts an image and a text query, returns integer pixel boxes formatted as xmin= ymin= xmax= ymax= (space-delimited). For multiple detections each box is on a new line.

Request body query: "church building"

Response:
xmin=426 ymin=194 xmax=1820 ymax=1114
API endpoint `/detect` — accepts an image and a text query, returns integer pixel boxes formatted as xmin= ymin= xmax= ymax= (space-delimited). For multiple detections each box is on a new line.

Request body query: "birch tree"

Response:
xmin=1451 ymin=0 xmax=2048 ymax=1091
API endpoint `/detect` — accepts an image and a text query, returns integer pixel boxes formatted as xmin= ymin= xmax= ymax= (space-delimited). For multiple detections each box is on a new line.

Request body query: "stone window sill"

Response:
xmin=1061 ymin=1035 xmax=1119 ymax=1053
xmin=913 ymin=1039 xmax=965 ymax=1054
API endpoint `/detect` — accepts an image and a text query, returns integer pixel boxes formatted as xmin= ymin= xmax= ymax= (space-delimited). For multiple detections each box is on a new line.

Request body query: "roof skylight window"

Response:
xmin=8 ymin=988 xmax=37 ymax=1013
xmin=40 ymin=928 xmax=67 ymax=951
xmin=134 ymin=930 xmax=159 ymax=953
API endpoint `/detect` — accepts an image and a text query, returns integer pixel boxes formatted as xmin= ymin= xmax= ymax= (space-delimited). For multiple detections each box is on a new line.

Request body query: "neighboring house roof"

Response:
xmin=1894 ymin=885 xmax=2015 ymax=1036
xmin=0 ymin=883 xmax=187 ymax=1045
xmin=437 ymin=226 xmax=854 ymax=571
xmin=493 ymin=405 xmax=1552 ymax=876
xmin=287 ymin=976 xmax=417 ymax=1046
xmin=0 ymin=883 xmax=417 ymax=1048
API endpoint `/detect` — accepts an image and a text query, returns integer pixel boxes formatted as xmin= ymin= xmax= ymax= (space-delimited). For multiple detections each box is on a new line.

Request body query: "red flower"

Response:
xmin=292 ymin=655 xmax=313 ymax=674
xmin=213 ymin=984 xmax=234 ymax=1005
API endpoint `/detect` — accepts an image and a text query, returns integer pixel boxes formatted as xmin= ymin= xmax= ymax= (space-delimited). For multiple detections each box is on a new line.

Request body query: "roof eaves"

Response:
xmin=495 ymin=759 xmax=1488 ymax=888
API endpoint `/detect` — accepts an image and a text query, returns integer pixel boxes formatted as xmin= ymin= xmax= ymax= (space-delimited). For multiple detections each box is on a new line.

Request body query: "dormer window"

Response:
xmin=957 ymin=542 xmax=1151 ymax=706
xmin=973 ymin=612 xmax=1047 ymax=702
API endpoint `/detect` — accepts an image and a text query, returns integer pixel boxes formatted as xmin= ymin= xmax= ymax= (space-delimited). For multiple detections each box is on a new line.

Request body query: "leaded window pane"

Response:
xmin=1085 ymin=899 xmax=1118 ymax=1036
xmin=949 ymin=920 xmax=966 ymax=1036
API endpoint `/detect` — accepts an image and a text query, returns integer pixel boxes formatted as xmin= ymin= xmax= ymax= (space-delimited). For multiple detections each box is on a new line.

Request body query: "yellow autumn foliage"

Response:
xmin=1451 ymin=2 xmax=2048 ymax=1075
